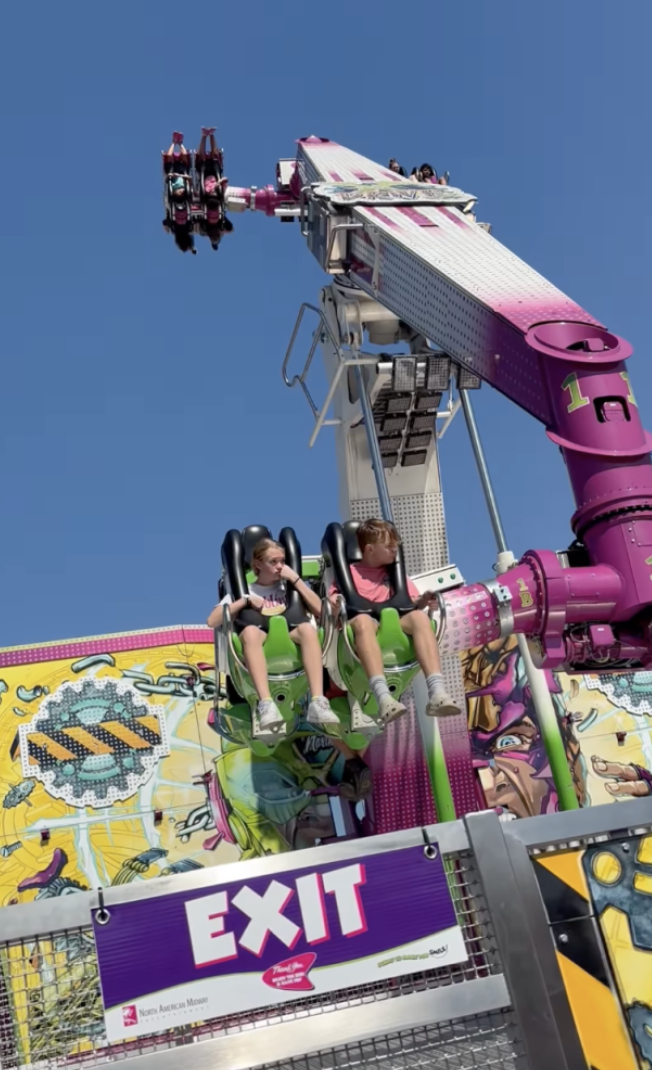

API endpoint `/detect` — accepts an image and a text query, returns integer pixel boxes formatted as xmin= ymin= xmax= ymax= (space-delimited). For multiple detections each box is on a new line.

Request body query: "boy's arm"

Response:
xmin=408 ymin=578 xmax=436 ymax=611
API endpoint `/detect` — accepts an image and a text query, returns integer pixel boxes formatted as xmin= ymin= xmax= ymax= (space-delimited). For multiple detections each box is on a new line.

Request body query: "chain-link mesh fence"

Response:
xmin=254 ymin=1010 xmax=527 ymax=1070
xmin=0 ymin=850 xmax=508 ymax=1070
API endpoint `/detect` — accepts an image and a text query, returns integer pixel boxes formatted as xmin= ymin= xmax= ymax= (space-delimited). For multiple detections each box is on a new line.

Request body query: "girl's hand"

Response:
xmin=280 ymin=564 xmax=300 ymax=585
xmin=248 ymin=594 xmax=265 ymax=611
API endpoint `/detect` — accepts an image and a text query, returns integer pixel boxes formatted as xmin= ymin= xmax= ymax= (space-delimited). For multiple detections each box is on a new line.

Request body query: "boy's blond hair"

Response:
xmin=251 ymin=538 xmax=284 ymax=572
xmin=356 ymin=519 xmax=401 ymax=551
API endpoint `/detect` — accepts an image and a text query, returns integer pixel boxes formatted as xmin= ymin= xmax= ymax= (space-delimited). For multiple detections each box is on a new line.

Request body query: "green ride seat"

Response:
xmin=321 ymin=521 xmax=433 ymax=723
xmin=217 ymin=524 xmax=340 ymax=754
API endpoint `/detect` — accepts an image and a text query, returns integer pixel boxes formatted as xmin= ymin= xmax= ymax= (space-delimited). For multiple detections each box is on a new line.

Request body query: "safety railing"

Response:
xmin=281 ymin=303 xmax=379 ymax=448
xmin=0 ymin=798 xmax=650 ymax=1070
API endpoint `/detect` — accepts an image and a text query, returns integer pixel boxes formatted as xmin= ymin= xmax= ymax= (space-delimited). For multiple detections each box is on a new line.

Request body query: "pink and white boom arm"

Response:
xmin=229 ymin=137 xmax=652 ymax=672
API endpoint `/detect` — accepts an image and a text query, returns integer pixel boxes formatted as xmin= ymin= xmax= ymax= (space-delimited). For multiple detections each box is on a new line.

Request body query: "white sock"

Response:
xmin=369 ymin=675 xmax=390 ymax=703
xmin=426 ymin=673 xmax=446 ymax=700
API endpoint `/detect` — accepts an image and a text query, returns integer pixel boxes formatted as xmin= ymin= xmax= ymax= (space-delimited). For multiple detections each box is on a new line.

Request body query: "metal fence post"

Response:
xmin=465 ymin=811 xmax=587 ymax=1070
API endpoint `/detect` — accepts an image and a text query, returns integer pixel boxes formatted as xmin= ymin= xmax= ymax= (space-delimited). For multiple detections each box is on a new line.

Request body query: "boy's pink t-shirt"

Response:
xmin=329 ymin=564 xmax=420 ymax=603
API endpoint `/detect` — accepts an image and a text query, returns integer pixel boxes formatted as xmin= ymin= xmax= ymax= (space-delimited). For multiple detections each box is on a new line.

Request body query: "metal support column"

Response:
xmin=354 ymin=366 xmax=394 ymax=523
xmin=354 ymin=363 xmax=457 ymax=820
xmin=459 ymin=389 xmax=579 ymax=812
xmin=466 ymin=810 xmax=587 ymax=1070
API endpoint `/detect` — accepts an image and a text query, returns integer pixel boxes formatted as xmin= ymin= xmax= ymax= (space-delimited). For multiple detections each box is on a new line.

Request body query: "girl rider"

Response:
xmin=207 ymin=538 xmax=339 ymax=739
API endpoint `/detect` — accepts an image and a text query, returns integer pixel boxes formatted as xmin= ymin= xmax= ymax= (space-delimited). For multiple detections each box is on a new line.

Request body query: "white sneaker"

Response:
xmin=426 ymin=693 xmax=461 ymax=718
xmin=256 ymin=699 xmax=285 ymax=737
xmin=307 ymin=696 xmax=340 ymax=726
xmin=377 ymin=694 xmax=407 ymax=724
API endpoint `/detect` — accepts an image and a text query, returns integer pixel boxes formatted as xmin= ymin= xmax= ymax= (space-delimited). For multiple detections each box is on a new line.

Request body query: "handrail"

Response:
xmin=222 ymin=605 xmax=249 ymax=675
xmin=282 ymin=302 xmax=341 ymax=416
xmin=324 ymin=222 xmax=364 ymax=273
xmin=282 ymin=302 xmax=378 ymax=448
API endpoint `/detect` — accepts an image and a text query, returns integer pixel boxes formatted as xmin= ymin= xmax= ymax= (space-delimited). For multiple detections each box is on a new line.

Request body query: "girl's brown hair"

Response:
xmin=251 ymin=538 xmax=284 ymax=572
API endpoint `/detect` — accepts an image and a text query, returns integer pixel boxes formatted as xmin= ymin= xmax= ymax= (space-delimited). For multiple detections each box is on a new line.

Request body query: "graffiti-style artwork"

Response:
xmin=584 ymin=835 xmax=652 ymax=1068
xmin=462 ymin=637 xmax=584 ymax=816
xmin=0 ymin=625 xmax=378 ymax=1066
xmin=535 ymin=845 xmax=648 ymax=1070
xmin=0 ymin=627 xmax=376 ymax=910
xmin=462 ymin=637 xmax=652 ymax=816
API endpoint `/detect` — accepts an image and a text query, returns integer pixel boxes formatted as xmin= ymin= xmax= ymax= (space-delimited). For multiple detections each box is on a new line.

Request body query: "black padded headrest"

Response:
xmin=242 ymin=525 xmax=272 ymax=569
xmin=342 ymin=520 xmax=363 ymax=563
xmin=321 ymin=521 xmax=413 ymax=619
xmin=220 ymin=525 xmax=305 ymax=617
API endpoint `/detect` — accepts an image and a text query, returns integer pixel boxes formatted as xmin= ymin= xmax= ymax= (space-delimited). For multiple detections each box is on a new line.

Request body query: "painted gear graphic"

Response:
xmin=19 ymin=677 xmax=168 ymax=808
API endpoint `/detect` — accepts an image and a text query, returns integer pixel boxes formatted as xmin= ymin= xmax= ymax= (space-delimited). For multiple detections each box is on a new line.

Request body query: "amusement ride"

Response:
xmin=163 ymin=129 xmax=652 ymax=823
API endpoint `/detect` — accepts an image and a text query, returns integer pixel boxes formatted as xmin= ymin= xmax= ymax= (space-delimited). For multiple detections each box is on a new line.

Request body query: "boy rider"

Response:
xmin=329 ymin=519 xmax=461 ymax=724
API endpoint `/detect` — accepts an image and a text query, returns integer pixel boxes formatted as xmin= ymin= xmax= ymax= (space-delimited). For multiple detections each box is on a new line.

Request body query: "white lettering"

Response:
xmin=296 ymin=872 xmax=329 ymax=944
xmin=323 ymin=864 xmax=367 ymax=936
xmin=185 ymin=891 xmax=237 ymax=968
xmin=233 ymin=880 xmax=300 ymax=956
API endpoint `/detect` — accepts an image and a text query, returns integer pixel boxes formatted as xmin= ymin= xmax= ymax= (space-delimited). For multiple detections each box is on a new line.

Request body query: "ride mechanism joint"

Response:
xmin=224 ymin=136 xmax=652 ymax=674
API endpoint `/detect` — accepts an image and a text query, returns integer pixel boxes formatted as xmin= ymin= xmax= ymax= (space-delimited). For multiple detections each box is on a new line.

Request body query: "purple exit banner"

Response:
xmin=93 ymin=843 xmax=468 ymax=1041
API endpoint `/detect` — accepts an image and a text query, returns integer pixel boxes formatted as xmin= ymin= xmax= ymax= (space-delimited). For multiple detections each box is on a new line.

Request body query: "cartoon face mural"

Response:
xmin=462 ymin=637 xmax=584 ymax=816
xmin=462 ymin=637 xmax=652 ymax=817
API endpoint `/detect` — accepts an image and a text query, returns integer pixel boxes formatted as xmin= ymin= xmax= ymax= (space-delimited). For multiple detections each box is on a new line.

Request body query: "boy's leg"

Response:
xmin=290 ymin=623 xmax=339 ymax=725
xmin=350 ymin=616 xmax=406 ymax=724
xmin=400 ymin=610 xmax=441 ymax=675
xmin=400 ymin=611 xmax=461 ymax=717
xmin=350 ymin=615 xmax=383 ymax=676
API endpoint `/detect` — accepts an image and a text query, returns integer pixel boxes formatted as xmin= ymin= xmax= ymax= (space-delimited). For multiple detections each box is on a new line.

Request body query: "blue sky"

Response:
xmin=0 ymin=0 xmax=649 ymax=646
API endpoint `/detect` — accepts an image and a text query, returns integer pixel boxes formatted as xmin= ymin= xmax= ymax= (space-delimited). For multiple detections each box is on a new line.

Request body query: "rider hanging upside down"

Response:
xmin=329 ymin=519 xmax=461 ymax=722
xmin=162 ymin=132 xmax=196 ymax=255
xmin=207 ymin=538 xmax=339 ymax=738
xmin=195 ymin=126 xmax=233 ymax=251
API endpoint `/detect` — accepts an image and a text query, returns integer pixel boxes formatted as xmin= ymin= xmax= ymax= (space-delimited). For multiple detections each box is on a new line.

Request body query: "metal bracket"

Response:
xmin=325 ymin=222 xmax=364 ymax=273
xmin=483 ymin=578 xmax=514 ymax=638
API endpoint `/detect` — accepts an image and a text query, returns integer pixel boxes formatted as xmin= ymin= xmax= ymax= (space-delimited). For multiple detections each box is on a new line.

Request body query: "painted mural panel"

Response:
xmin=463 ymin=636 xmax=652 ymax=817
xmin=0 ymin=626 xmax=381 ymax=913
xmin=585 ymin=834 xmax=652 ymax=1068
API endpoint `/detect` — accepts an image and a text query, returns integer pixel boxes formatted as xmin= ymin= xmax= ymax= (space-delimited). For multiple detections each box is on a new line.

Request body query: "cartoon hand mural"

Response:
xmin=591 ymin=757 xmax=652 ymax=797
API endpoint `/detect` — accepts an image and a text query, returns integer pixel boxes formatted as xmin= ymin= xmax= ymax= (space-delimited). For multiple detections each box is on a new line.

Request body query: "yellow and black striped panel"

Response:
xmin=24 ymin=715 xmax=161 ymax=765
xmin=535 ymin=849 xmax=591 ymax=922
xmin=535 ymin=851 xmax=640 ymax=1070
